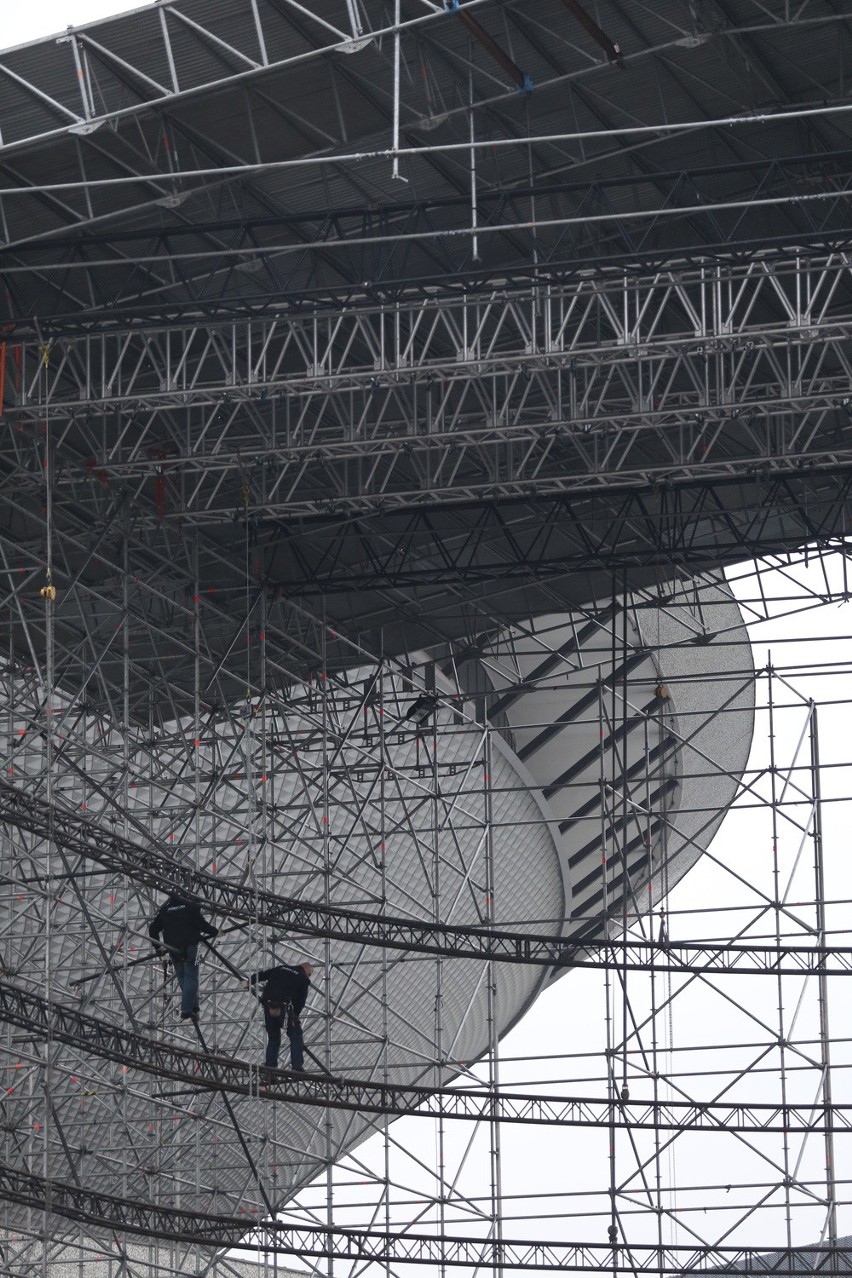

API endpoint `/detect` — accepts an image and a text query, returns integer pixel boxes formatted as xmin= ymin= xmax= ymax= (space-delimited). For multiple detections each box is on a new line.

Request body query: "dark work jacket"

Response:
xmin=249 ymin=964 xmax=310 ymax=1016
xmin=149 ymin=896 xmax=217 ymax=957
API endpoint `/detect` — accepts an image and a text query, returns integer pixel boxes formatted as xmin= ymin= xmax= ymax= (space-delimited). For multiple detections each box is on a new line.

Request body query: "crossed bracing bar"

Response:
xmin=0 ymin=978 xmax=845 ymax=1136
xmin=0 ymin=778 xmax=848 ymax=976
xmin=1 ymin=1157 xmax=850 ymax=1273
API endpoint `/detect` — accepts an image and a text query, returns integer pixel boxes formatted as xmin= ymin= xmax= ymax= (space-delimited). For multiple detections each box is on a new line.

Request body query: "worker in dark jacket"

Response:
xmin=149 ymin=893 xmax=218 ymax=1019
xmin=247 ymin=961 xmax=313 ymax=1070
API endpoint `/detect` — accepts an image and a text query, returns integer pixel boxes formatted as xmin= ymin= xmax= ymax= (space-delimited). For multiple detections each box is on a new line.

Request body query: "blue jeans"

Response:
xmin=263 ymin=1004 xmax=304 ymax=1070
xmin=170 ymin=944 xmax=199 ymax=1015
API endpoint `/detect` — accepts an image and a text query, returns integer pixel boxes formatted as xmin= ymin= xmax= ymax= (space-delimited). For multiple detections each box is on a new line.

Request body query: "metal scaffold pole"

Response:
xmin=811 ymin=702 xmax=838 ymax=1254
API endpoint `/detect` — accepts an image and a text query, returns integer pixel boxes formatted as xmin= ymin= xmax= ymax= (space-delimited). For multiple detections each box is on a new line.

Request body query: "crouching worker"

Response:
xmin=248 ymin=961 xmax=313 ymax=1071
xmin=149 ymin=893 xmax=218 ymax=1020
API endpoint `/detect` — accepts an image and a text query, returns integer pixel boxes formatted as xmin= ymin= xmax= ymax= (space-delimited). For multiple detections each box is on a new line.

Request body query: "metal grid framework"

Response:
xmin=2 ymin=0 xmax=852 ymax=1275
xmin=6 ymin=248 xmax=852 ymax=520
xmin=0 ymin=550 xmax=850 ymax=1278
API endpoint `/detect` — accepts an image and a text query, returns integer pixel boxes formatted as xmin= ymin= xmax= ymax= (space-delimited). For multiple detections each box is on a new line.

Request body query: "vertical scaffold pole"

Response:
xmin=619 ymin=572 xmax=629 ymax=1103
xmin=767 ymin=656 xmax=794 ymax=1251
xmin=484 ymin=722 xmax=503 ymax=1278
xmin=392 ymin=0 xmax=404 ymax=183
xmin=379 ymin=652 xmax=392 ymax=1278
xmin=432 ymin=661 xmax=447 ymax=1278
xmin=321 ymin=613 xmax=334 ymax=1278
xmin=41 ymin=351 xmax=54 ymax=1278
xmin=469 ymin=65 xmax=479 ymax=262
xmin=811 ymin=702 xmax=837 ymax=1250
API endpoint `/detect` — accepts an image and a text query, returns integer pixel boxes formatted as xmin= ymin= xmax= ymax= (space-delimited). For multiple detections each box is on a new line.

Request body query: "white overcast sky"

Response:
xmin=3 ymin=0 xmax=144 ymax=49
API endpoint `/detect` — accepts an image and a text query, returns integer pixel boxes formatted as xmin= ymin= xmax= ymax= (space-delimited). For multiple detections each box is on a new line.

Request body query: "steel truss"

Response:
xmin=2 ymin=0 xmax=847 ymax=292
xmin=4 ymin=248 xmax=852 ymax=521
xmin=6 ymin=0 xmax=838 ymax=164
xmin=3 ymin=1157 xmax=852 ymax=1275
xmin=2 ymin=977 xmax=848 ymax=1136
xmin=0 ymin=774 xmax=849 ymax=976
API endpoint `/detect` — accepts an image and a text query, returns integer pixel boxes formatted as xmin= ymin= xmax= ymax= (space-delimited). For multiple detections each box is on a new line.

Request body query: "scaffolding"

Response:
xmin=1 ymin=1 xmax=852 ymax=1273
xmin=0 ymin=547 xmax=849 ymax=1276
